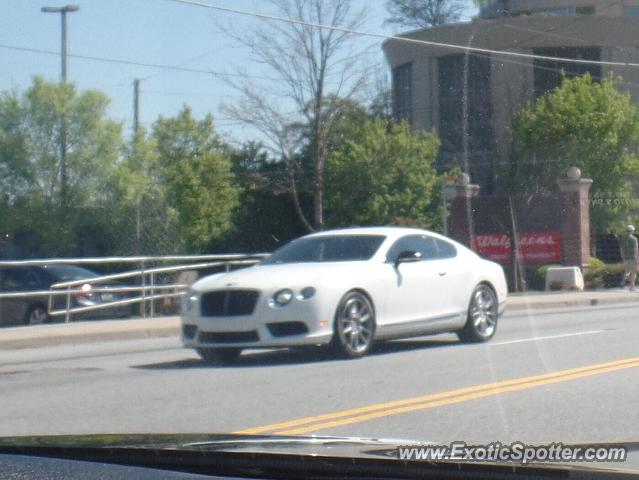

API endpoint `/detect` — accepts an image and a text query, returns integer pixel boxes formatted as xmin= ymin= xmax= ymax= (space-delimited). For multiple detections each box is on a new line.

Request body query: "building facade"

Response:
xmin=383 ymin=0 xmax=639 ymax=191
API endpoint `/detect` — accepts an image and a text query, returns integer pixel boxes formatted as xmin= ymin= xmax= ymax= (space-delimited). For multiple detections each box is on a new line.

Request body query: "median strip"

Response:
xmin=234 ymin=356 xmax=639 ymax=436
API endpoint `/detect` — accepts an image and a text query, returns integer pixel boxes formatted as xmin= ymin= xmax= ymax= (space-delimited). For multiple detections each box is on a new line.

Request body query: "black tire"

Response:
xmin=330 ymin=291 xmax=375 ymax=358
xmin=197 ymin=348 xmax=242 ymax=365
xmin=24 ymin=304 xmax=50 ymax=326
xmin=457 ymin=284 xmax=498 ymax=343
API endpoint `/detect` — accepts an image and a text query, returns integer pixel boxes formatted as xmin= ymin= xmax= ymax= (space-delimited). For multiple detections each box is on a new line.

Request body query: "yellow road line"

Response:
xmin=234 ymin=356 xmax=639 ymax=435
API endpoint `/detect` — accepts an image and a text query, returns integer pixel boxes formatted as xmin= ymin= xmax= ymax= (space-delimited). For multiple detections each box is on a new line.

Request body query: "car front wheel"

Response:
xmin=458 ymin=284 xmax=498 ymax=343
xmin=331 ymin=291 xmax=375 ymax=358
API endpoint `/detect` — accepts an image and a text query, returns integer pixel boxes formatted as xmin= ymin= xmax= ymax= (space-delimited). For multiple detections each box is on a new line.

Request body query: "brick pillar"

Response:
xmin=449 ymin=174 xmax=480 ymax=248
xmin=557 ymin=167 xmax=592 ymax=268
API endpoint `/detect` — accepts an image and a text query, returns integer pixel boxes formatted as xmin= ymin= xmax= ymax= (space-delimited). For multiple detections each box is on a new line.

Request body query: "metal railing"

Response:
xmin=0 ymin=254 xmax=268 ymax=324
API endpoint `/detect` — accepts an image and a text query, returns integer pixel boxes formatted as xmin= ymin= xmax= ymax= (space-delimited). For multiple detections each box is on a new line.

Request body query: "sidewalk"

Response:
xmin=507 ymin=288 xmax=639 ymax=311
xmin=0 ymin=316 xmax=180 ymax=350
xmin=1 ymin=289 xmax=638 ymax=350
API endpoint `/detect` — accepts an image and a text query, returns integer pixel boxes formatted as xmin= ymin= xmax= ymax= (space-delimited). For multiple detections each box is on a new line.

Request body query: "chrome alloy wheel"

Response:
xmin=469 ymin=285 xmax=498 ymax=338
xmin=334 ymin=292 xmax=375 ymax=357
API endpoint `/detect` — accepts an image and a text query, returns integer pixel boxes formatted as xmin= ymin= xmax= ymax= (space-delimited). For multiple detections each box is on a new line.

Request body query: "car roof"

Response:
xmin=304 ymin=226 xmax=450 ymax=242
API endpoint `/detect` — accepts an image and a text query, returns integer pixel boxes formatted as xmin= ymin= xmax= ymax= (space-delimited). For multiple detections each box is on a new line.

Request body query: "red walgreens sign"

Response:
xmin=472 ymin=232 xmax=562 ymax=265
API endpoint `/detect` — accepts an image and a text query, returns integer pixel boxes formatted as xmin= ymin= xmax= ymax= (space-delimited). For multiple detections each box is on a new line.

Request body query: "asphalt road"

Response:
xmin=1 ymin=303 xmax=638 ymax=445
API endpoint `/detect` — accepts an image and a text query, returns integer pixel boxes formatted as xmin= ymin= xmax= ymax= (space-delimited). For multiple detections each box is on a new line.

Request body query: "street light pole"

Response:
xmin=41 ymin=4 xmax=79 ymax=209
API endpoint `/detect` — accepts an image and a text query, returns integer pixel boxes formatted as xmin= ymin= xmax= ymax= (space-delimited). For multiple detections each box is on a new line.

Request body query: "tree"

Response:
xmin=508 ymin=74 xmax=639 ymax=233
xmin=152 ymin=107 xmax=240 ymax=252
xmin=0 ymin=77 xmax=123 ymax=255
xmin=222 ymin=0 xmax=369 ymax=232
xmin=385 ymin=0 xmax=463 ymax=29
xmin=325 ymin=115 xmax=441 ymax=228
xmin=105 ymin=127 xmax=183 ymax=255
xmin=218 ymin=142 xmax=308 ymax=253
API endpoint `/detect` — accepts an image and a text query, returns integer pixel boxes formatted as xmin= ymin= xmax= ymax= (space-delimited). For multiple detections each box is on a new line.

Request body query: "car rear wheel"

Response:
xmin=25 ymin=305 xmax=49 ymax=326
xmin=457 ymin=284 xmax=498 ymax=343
xmin=331 ymin=291 xmax=375 ymax=358
xmin=197 ymin=348 xmax=242 ymax=365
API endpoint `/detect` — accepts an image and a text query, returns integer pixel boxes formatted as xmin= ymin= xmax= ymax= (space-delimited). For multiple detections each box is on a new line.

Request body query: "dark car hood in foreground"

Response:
xmin=1 ymin=434 xmax=638 ymax=478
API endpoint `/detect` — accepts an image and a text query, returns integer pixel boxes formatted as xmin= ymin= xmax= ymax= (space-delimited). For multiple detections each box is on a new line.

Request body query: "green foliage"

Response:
xmin=509 ymin=74 xmax=639 ymax=233
xmin=0 ymin=77 xmax=123 ymax=254
xmin=220 ymin=142 xmax=307 ymax=252
xmin=588 ymin=257 xmax=606 ymax=270
xmin=152 ymin=107 xmax=240 ymax=252
xmin=325 ymin=117 xmax=441 ymax=228
xmin=529 ymin=259 xmax=622 ymax=290
xmin=104 ymin=128 xmax=183 ymax=255
xmin=583 ymin=260 xmax=624 ymax=289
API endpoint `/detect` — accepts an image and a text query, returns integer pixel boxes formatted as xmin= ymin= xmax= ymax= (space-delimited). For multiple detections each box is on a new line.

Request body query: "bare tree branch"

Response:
xmin=385 ymin=0 xmax=463 ymax=29
xmin=219 ymin=0 xmax=369 ymax=231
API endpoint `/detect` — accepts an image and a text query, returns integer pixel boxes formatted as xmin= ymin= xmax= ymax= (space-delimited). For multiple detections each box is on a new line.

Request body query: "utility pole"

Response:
xmin=133 ymin=79 xmax=140 ymax=135
xmin=461 ymin=30 xmax=476 ymax=176
xmin=133 ymin=79 xmax=141 ymax=254
xmin=41 ymin=4 xmax=79 ymax=210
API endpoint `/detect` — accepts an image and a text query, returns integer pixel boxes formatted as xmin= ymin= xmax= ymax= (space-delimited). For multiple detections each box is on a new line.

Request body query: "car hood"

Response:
xmin=0 ymin=433 xmax=412 ymax=457
xmin=192 ymin=262 xmax=372 ymax=291
xmin=0 ymin=434 xmax=637 ymax=476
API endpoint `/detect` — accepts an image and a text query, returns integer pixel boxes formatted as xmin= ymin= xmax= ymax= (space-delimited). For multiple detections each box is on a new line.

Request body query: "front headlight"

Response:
xmin=272 ymin=288 xmax=294 ymax=306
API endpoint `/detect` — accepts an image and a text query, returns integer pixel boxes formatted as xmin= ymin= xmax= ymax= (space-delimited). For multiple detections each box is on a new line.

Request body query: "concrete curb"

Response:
xmin=507 ymin=290 xmax=639 ymax=311
xmin=0 ymin=317 xmax=180 ymax=350
xmin=2 ymin=291 xmax=638 ymax=350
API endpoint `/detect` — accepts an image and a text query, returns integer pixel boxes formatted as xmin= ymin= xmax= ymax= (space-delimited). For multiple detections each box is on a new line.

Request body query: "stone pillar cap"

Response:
xmin=557 ymin=177 xmax=593 ymax=192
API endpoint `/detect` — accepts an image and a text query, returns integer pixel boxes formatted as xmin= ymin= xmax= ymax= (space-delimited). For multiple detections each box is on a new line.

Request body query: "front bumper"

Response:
xmin=181 ymin=293 xmax=334 ymax=349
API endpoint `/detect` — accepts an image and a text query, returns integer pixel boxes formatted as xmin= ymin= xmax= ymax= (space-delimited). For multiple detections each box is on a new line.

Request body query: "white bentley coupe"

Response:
xmin=181 ymin=227 xmax=508 ymax=363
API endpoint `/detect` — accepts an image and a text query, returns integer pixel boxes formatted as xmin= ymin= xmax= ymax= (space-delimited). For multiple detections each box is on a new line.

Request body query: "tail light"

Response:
xmin=77 ymin=283 xmax=94 ymax=300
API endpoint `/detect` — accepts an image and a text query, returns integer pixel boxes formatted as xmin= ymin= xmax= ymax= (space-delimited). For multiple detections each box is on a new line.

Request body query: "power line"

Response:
xmin=0 ymin=43 xmax=278 ymax=81
xmin=142 ymin=88 xmax=242 ymax=98
xmin=166 ymin=0 xmax=639 ymax=69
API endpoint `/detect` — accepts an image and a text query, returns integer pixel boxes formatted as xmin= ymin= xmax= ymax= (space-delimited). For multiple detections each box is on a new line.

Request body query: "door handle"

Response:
xmin=438 ymin=271 xmax=447 ymax=276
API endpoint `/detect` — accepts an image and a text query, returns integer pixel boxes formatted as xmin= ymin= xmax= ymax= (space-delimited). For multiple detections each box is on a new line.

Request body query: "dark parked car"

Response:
xmin=0 ymin=265 xmax=132 ymax=326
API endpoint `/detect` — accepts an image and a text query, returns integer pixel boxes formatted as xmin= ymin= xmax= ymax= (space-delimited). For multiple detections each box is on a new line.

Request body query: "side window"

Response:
xmin=435 ymin=239 xmax=457 ymax=259
xmin=0 ymin=268 xmax=40 ymax=290
xmin=386 ymin=236 xmax=418 ymax=262
xmin=386 ymin=235 xmax=439 ymax=262
xmin=419 ymin=236 xmax=438 ymax=259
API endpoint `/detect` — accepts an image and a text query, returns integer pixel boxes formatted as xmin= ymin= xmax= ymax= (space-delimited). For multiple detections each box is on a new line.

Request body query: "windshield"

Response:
xmin=2 ymin=0 xmax=639 ymax=475
xmin=42 ymin=265 xmax=99 ymax=282
xmin=262 ymin=235 xmax=386 ymax=264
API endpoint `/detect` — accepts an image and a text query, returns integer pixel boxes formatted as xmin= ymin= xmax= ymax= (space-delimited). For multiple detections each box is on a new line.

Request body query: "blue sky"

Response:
xmin=1 ymin=0 xmax=476 ymax=145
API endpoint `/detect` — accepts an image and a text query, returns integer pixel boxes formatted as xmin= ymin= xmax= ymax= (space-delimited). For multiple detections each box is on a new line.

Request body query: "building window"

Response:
xmin=624 ymin=5 xmax=639 ymax=15
xmin=392 ymin=63 xmax=412 ymax=123
xmin=437 ymin=53 xmax=495 ymax=189
xmin=536 ymin=6 xmax=593 ymax=15
xmin=533 ymin=47 xmax=602 ymax=99
xmin=438 ymin=54 xmax=494 ymax=154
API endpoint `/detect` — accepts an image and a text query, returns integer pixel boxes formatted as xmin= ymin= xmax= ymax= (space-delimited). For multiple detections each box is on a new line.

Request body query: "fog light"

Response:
xmin=297 ymin=287 xmax=316 ymax=300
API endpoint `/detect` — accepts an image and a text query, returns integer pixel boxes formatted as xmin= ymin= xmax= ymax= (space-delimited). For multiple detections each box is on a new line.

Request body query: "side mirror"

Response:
xmin=394 ymin=250 xmax=421 ymax=268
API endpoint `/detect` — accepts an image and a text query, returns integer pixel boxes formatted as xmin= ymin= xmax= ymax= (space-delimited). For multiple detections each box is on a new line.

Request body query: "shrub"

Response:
xmin=588 ymin=257 xmax=606 ymax=270
xmin=584 ymin=258 xmax=624 ymax=289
